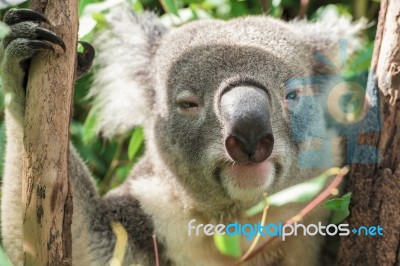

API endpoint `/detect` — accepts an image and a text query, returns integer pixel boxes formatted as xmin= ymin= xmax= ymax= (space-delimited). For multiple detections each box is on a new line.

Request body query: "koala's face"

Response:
xmin=151 ymin=18 xmax=328 ymax=208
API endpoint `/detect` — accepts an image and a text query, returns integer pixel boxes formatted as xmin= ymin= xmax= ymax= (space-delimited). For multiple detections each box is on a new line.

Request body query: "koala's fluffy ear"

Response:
xmin=89 ymin=7 xmax=167 ymax=138
xmin=289 ymin=12 xmax=367 ymax=72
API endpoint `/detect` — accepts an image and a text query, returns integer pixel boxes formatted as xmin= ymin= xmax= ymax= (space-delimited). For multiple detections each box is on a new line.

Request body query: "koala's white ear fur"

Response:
xmin=289 ymin=11 xmax=367 ymax=62
xmin=89 ymin=7 xmax=166 ymax=138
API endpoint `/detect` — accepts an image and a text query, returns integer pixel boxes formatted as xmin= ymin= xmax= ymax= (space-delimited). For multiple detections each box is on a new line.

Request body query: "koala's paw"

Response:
xmin=0 ymin=8 xmax=67 ymax=121
xmin=2 ymin=8 xmax=66 ymax=62
xmin=0 ymin=9 xmax=95 ymax=121
xmin=2 ymin=9 xmax=95 ymax=80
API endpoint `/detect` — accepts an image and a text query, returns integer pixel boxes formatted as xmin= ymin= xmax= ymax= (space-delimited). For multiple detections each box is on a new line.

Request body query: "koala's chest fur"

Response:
xmin=128 ymin=176 xmax=230 ymax=265
xmin=128 ymin=174 xmax=327 ymax=266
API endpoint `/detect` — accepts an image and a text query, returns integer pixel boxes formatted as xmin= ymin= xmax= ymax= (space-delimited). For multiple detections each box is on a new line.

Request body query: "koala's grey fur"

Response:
xmin=1 ymin=6 xmax=365 ymax=266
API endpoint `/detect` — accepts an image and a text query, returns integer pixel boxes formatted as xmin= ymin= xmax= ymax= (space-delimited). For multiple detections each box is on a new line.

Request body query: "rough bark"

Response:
xmin=21 ymin=0 xmax=77 ymax=265
xmin=337 ymin=0 xmax=400 ymax=265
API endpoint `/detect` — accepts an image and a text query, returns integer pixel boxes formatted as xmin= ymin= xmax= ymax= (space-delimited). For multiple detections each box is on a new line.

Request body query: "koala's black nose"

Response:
xmin=220 ymin=86 xmax=274 ymax=164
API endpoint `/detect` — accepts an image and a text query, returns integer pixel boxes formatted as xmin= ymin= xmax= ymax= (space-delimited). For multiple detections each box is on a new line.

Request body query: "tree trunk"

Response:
xmin=21 ymin=0 xmax=78 ymax=265
xmin=337 ymin=0 xmax=400 ymax=265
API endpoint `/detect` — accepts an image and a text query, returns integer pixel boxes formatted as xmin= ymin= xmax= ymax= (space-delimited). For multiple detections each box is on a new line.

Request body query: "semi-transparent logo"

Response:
xmin=285 ymin=40 xmax=381 ymax=168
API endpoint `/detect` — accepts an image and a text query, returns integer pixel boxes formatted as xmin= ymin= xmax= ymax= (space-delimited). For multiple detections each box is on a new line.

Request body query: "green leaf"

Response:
xmin=0 ymin=22 xmax=9 ymax=39
xmin=162 ymin=0 xmax=179 ymax=16
xmin=267 ymin=176 xmax=325 ymax=206
xmin=82 ymin=110 xmax=98 ymax=145
xmin=128 ymin=127 xmax=144 ymax=160
xmin=91 ymin=12 xmax=107 ymax=29
xmin=346 ymin=43 xmax=374 ymax=73
xmin=245 ymin=170 xmax=336 ymax=217
xmin=244 ymin=199 xmax=267 ymax=217
xmin=323 ymin=193 xmax=351 ymax=224
xmin=183 ymin=0 xmax=202 ymax=4
xmin=0 ymin=122 xmax=5 ymax=176
xmin=0 ymin=246 xmax=12 ymax=266
xmin=115 ymin=165 xmax=132 ymax=183
xmin=78 ymin=0 xmax=125 ymax=38
xmin=213 ymin=234 xmax=241 ymax=258
xmin=323 ymin=192 xmax=351 ymax=211
xmin=0 ymin=88 xmax=4 ymax=111
xmin=131 ymin=0 xmax=144 ymax=12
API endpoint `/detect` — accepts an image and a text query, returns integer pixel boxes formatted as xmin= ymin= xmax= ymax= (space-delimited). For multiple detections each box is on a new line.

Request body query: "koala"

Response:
xmin=0 ymin=6 xmax=364 ymax=266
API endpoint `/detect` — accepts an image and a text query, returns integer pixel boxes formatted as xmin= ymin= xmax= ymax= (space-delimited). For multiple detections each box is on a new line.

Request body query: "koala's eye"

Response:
xmin=179 ymin=101 xmax=199 ymax=109
xmin=177 ymin=96 xmax=201 ymax=114
xmin=285 ymin=91 xmax=299 ymax=101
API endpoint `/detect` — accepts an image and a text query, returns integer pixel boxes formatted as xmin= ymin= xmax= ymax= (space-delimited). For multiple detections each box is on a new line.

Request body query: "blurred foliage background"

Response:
xmin=0 ymin=0 xmax=380 ymax=263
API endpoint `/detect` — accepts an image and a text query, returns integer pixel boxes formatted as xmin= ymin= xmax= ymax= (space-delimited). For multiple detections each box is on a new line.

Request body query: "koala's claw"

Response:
xmin=1 ymin=8 xmax=67 ymax=63
xmin=28 ymin=40 xmax=55 ymax=53
xmin=77 ymin=41 xmax=95 ymax=78
xmin=4 ymin=8 xmax=50 ymax=26
xmin=35 ymin=27 xmax=66 ymax=52
xmin=78 ymin=42 xmax=95 ymax=62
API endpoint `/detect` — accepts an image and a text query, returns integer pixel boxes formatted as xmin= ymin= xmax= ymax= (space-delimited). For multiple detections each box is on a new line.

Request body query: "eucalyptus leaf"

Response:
xmin=268 ymin=175 xmax=326 ymax=206
xmin=79 ymin=0 xmax=125 ymax=38
xmin=245 ymin=200 xmax=267 ymax=217
xmin=324 ymin=192 xmax=351 ymax=224
xmin=82 ymin=110 xmax=98 ymax=145
xmin=162 ymin=0 xmax=179 ymax=16
xmin=128 ymin=127 xmax=144 ymax=160
xmin=213 ymin=234 xmax=241 ymax=258
xmin=0 ymin=246 xmax=12 ymax=266
xmin=245 ymin=169 xmax=339 ymax=217
xmin=0 ymin=22 xmax=9 ymax=39
xmin=0 ymin=122 xmax=5 ymax=175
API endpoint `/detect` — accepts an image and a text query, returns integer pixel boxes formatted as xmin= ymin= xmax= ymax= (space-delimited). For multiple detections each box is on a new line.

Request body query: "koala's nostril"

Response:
xmin=251 ymin=133 xmax=274 ymax=163
xmin=225 ymin=136 xmax=245 ymax=163
xmin=225 ymin=133 xmax=274 ymax=164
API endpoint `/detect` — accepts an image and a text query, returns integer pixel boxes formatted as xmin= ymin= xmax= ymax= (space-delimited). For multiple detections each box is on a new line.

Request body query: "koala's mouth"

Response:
xmin=221 ymin=160 xmax=275 ymax=189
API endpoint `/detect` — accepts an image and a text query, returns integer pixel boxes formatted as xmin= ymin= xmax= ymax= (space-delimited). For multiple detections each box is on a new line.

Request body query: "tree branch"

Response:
xmin=21 ymin=0 xmax=78 ymax=264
